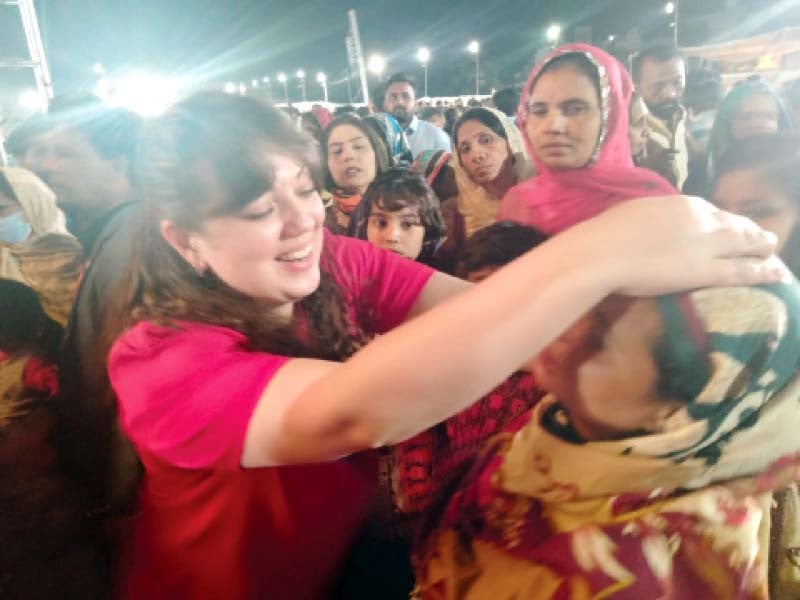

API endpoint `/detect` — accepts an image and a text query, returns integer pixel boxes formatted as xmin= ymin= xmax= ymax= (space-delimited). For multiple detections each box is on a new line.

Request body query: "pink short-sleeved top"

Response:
xmin=109 ymin=233 xmax=435 ymax=600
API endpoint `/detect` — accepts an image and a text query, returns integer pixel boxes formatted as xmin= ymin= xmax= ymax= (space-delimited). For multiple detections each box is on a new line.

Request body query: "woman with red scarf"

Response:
xmin=500 ymin=43 xmax=676 ymax=233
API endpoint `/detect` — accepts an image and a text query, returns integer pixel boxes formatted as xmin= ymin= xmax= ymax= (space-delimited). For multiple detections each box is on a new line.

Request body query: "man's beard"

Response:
xmin=649 ymin=99 xmax=683 ymax=122
xmin=391 ymin=107 xmax=412 ymax=127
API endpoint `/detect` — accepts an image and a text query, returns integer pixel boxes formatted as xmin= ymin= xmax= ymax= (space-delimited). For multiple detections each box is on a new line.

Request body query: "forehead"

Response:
xmin=713 ymin=168 xmax=770 ymax=206
xmin=385 ymin=82 xmax=414 ymax=98
xmin=327 ymin=123 xmax=366 ymax=145
xmin=597 ymin=297 xmax=664 ymax=345
xmin=370 ymin=200 xmax=419 ymax=214
xmin=458 ymin=119 xmax=496 ymax=140
xmin=530 ymin=66 xmax=598 ymax=103
xmin=49 ymin=126 xmax=99 ymax=155
xmin=736 ymin=93 xmax=778 ymax=113
xmin=639 ymin=57 xmax=685 ymax=82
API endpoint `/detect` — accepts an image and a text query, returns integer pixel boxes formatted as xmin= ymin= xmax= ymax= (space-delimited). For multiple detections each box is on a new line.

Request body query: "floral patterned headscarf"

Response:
xmin=416 ymin=281 xmax=800 ymax=599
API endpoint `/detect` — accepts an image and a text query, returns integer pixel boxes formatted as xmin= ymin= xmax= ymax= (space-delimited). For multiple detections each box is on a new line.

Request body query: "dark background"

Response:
xmin=2 ymin=0 xmax=799 ymax=106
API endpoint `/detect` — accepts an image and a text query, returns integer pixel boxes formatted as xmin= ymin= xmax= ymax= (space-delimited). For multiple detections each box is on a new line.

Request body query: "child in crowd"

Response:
xmin=349 ymin=166 xmax=446 ymax=265
xmin=454 ymin=221 xmax=548 ymax=282
xmin=415 ymin=282 xmax=800 ymax=599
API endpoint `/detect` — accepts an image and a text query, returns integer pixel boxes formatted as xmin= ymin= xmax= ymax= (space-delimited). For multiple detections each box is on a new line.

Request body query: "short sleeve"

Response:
xmin=109 ymin=322 xmax=290 ymax=471
xmin=324 ymin=233 xmax=435 ymax=334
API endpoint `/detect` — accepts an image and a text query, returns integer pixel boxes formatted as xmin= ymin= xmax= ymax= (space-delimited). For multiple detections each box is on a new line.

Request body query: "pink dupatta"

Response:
xmin=499 ymin=43 xmax=676 ymax=234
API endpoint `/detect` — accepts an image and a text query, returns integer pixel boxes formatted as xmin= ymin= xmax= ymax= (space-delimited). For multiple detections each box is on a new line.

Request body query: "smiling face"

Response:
xmin=174 ymin=154 xmax=325 ymax=318
xmin=525 ymin=65 xmax=603 ymax=170
xmin=533 ymin=297 xmax=678 ymax=441
xmin=326 ymin=123 xmax=378 ymax=195
xmin=366 ymin=200 xmax=425 ymax=259
xmin=456 ymin=119 xmax=512 ymax=185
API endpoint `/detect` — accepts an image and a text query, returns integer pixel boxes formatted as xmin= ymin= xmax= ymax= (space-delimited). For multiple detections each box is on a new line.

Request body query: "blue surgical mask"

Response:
xmin=0 ymin=212 xmax=32 ymax=244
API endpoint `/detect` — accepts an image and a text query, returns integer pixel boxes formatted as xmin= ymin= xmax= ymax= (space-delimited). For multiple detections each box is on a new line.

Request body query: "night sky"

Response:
xmin=4 ymin=0 xmax=799 ymax=105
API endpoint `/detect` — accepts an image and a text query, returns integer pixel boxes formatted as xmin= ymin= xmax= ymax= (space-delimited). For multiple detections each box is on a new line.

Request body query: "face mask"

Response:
xmin=0 ymin=212 xmax=32 ymax=244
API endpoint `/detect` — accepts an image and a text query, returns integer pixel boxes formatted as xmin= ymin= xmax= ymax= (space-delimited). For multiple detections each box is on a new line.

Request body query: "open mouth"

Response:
xmin=276 ymin=244 xmax=312 ymax=263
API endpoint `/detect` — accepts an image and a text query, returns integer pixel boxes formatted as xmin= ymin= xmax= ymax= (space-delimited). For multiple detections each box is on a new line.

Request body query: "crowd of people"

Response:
xmin=0 ymin=40 xmax=798 ymax=599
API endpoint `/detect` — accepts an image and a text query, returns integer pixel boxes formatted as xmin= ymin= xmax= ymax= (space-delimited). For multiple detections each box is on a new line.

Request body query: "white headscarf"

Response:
xmin=1 ymin=167 xmax=68 ymax=236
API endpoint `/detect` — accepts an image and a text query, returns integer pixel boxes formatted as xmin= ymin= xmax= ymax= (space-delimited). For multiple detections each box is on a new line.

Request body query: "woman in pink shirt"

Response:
xmin=106 ymin=91 xmax=781 ymax=599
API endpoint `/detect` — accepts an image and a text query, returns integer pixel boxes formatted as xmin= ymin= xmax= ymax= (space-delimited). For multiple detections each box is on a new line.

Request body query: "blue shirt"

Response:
xmin=405 ymin=115 xmax=451 ymax=158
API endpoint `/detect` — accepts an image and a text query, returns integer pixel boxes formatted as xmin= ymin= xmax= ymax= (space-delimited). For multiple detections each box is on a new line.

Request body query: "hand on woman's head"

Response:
xmin=564 ymin=195 xmax=784 ymax=298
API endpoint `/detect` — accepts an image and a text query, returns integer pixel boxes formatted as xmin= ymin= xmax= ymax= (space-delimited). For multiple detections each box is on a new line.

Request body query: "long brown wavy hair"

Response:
xmin=114 ymin=91 xmax=368 ymax=361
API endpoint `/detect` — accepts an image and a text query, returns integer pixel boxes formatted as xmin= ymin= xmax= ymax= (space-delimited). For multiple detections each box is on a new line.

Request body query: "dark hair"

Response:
xmin=123 ymin=91 xmax=367 ymax=361
xmin=349 ymin=167 xmax=445 ymax=265
xmin=493 ymin=87 xmax=520 ymax=117
xmin=534 ymin=53 xmax=601 ymax=106
xmin=714 ymin=133 xmax=800 ymax=273
xmin=334 ymin=104 xmax=357 ymax=116
xmin=321 ymin=115 xmax=390 ymax=192
xmin=454 ymin=221 xmax=548 ymax=278
xmin=631 ymin=45 xmax=682 ymax=83
xmin=384 ymin=73 xmax=417 ymax=98
xmin=0 ymin=279 xmax=63 ymax=362
xmin=300 ymin=112 xmax=324 ymax=143
xmin=47 ymin=95 xmax=143 ymax=172
xmin=5 ymin=114 xmax=50 ymax=160
xmin=420 ymin=107 xmax=444 ymax=122
xmin=444 ymin=107 xmax=460 ymax=137
xmin=684 ymin=69 xmax=724 ymax=114
xmin=453 ymin=107 xmax=509 ymax=160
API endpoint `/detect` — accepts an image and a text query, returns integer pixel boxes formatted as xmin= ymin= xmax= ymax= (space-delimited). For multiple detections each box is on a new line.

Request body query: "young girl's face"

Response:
xmin=366 ymin=199 xmax=425 ymax=260
xmin=533 ymin=298 xmax=679 ymax=441
xmin=713 ymin=167 xmax=797 ymax=256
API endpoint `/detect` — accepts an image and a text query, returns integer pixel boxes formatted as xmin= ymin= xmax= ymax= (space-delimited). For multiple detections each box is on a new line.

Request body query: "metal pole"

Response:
xmin=301 ymin=79 xmax=306 ymax=102
xmin=475 ymin=53 xmax=480 ymax=96
xmin=347 ymin=10 xmax=370 ymax=106
xmin=424 ymin=64 xmax=428 ymax=98
xmin=282 ymin=82 xmax=288 ymax=104
xmin=673 ymin=0 xmax=680 ymax=47
xmin=323 ymin=82 xmax=328 ymax=103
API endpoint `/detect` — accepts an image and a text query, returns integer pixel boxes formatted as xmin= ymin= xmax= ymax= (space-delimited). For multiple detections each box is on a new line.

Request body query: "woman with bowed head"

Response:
xmin=435 ymin=107 xmax=534 ymax=270
xmin=499 ymin=43 xmax=677 ymax=233
xmin=105 ymin=91 xmax=781 ymax=599
xmin=449 ymin=107 xmax=534 ymax=239
xmin=706 ymin=76 xmax=793 ymax=180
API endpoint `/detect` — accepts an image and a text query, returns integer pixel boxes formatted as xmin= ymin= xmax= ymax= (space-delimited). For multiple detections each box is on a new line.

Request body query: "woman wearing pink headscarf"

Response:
xmin=499 ymin=43 xmax=676 ymax=234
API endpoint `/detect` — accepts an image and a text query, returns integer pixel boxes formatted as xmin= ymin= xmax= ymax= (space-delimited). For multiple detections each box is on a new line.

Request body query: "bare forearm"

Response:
xmin=291 ymin=229 xmax=607 ymax=446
